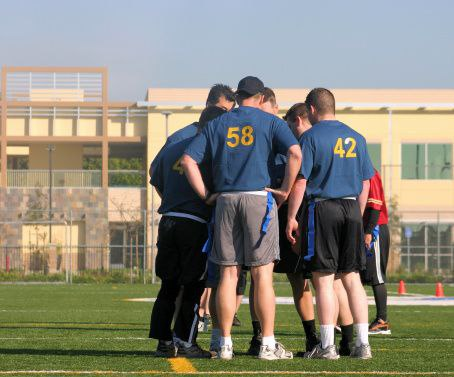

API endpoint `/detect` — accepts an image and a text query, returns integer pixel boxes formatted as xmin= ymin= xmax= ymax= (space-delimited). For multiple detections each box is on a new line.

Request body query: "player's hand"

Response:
xmin=364 ymin=233 xmax=372 ymax=249
xmin=291 ymin=227 xmax=302 ymax=255
xmin=286 ymin=217 xmax=299 ymax=246
xmin=205 ymin=193 xmax=219 ymax=206
xmin=265 ymin=187 xmax=288 ymax=208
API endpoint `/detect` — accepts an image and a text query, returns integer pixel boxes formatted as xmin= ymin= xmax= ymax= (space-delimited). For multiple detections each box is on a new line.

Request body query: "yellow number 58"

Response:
xmin=226 ymin=126 xmax=254 ymax=147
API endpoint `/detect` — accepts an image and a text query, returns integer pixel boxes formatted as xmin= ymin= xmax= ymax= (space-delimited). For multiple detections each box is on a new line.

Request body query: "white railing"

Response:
xmin=7 ymin=170 xmax=102 ymax=188
xmin=6 ymin=71 xmax=103 ymax=102
xmin=7 ymin=170 xmax=146 ymax=188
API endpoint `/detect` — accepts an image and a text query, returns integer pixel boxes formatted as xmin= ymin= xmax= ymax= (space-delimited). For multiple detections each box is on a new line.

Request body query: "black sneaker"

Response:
xmin=232 ymin=313 xmax=241 ymax=327
xmin=155 ymin=340 xmax=176 ymax=357
xmin=247 ymin=335 xmax=262 ymax=356
xmin=176 ymin=343 xmax=212 ymax=359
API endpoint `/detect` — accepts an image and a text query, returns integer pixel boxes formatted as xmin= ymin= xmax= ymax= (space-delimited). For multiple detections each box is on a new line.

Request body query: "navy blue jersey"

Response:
xmin=185 ymin=106 xmax=298 ymax=192
xmin=151 ymin=136 xmax=212 ymax=220
xmin=150 ymin=123 xmax=198 ymax=178
xmin=300 ymin=120 xmax=374 ymax=199
xmin=270 ymin=153 xmax=287 ymax=189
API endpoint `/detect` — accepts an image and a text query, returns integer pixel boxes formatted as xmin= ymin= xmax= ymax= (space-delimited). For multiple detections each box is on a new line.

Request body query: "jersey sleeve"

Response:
xmin=150 ymin=155 xmax=164 ymax=193
xmin=184 ymin=128 xmax=209 ymax=164
xmin=271 ymin=118 xmax=298 ymax=155
xmin=367 ymin=172 xmax=383 ymax=211
xmin=300 ymin=134 xmax=314 ymax=179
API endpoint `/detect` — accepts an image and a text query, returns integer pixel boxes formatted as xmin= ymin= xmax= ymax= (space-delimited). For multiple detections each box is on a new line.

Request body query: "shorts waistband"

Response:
xmin=163 ymin=212 xmax=207 ymax=224
xmin=222 ymin=190 xmax=268 ymax=197
xmin=313 ymin=196 xmax=357 ymax=203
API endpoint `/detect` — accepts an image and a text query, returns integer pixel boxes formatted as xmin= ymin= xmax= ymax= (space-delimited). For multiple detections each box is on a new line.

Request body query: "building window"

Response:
xmin=109 ymin=223 xmax=144 ymax=269
xmin=367 ymin=143 xmax=381 ymax=172
xmin=7 ymin=155 xmax=29 ymax=169
xmin=401 ymin=143 xmax=452 ymax=179
xmin=401 ymin=222 xmax=453 ymax=272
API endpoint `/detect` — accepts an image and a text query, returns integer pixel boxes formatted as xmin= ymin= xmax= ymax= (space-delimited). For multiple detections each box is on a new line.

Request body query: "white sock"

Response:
xmin=355 ymin=323 xmax=369 ymax=346
xmin=210 ymin=328 xmax=221 ymax=344
xmin=320 ymin=325 xmax=335 ymax=349
xmin=261 ymin=335 xmax=276 ymax=349
xmin=220 ymin=336 xmax=232 ymax=347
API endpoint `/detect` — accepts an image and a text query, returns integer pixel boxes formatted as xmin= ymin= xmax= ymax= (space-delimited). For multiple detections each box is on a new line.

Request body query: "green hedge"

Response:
xmin=0 ymin=270 xmax=152 ymax=284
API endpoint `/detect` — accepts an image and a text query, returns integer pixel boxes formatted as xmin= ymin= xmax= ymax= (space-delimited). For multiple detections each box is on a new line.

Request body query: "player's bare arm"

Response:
xmin=181 ymin=154 xmax=210 ymax=201
xmin=266 ymin=144 xmax=301 ymax=206
xmin=358 ymin=179 xmax=371 ymax=215
xmin=285 ymin=177 xmax=307 ymax=247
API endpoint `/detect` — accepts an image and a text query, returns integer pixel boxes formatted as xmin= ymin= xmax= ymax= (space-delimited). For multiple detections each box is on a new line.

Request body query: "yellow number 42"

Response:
xmin=226 ymin=126 xmax=254 ymax=147
xmin=334 ymin=137 xmax=357 ymax=158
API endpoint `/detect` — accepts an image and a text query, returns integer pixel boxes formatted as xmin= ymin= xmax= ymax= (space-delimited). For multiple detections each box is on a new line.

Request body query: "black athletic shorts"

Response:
xmin=155 ymin=216 xmax=208 ymax=285
xmin=300 ymin=199 xmax=366 ymax=274
xmin=274 ymin=204 xmax=311 ymax=279
xmin=361 ymin=224 xmax=390 ymax=286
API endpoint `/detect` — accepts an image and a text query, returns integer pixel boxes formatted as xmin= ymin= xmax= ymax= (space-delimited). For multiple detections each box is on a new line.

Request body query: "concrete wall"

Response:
xmin=28 ymin=144 xmax=84 ymax=169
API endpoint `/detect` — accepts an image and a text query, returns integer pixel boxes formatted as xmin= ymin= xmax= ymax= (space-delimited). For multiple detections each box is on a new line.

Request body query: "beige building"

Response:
xmin=0 ymin=67 xmax=147 ymax=274
xmin=1 ymin=66 xmax=453 ymax=275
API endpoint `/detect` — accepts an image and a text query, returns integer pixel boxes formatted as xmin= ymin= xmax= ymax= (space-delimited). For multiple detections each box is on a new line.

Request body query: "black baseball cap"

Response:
xmin=235 ymin=76 xmax=265 ymax=96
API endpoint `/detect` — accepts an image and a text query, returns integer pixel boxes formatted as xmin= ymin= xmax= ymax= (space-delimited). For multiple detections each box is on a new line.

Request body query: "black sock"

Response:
xmin=340 ymin=324 xmax=354 ymax=346
xmin=302 ymin=319 xmax=318 ymax=343
xmin=252 ymin=320 xmax=262 ymax=337
xmin=372 ymin=283 xmax=388 ymax=321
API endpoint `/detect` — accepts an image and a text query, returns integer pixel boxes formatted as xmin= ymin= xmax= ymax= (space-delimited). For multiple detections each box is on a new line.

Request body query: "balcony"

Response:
xmin=7 ymin=170 xmax=146 ymax=188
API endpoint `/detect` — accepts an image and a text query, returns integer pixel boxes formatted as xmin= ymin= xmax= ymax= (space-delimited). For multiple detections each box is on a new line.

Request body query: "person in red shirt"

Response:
xmin=362 ymin=169 xmax=391 ymax=334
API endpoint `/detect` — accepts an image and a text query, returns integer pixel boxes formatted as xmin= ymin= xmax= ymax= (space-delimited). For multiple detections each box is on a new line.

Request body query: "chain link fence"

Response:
xmin=0 ymin=206 xmax=453 ymax=282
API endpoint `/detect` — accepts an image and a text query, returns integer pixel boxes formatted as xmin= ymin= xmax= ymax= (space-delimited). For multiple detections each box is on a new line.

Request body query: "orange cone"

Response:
xmin=398 ymin=280 xmax=407 ymax=295
xmin=435 ymin=282 xmax=445 ymax=298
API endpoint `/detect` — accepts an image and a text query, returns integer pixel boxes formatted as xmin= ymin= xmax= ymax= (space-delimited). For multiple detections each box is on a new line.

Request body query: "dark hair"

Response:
xmin=283 ymin=102 xmax=308 ymax=123
xmin=206 ymin=84 xmax=235 ymax=106
xmin=305 ymin=88 xmax=335 ymax=115
xmin=198 ymin=106 xmax=227 ymax=130
xmin=262 ymin=87 xmax=276 ymax=107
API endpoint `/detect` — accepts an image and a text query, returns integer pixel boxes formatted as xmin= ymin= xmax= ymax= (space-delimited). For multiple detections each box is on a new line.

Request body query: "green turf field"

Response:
xmin=0 ymin=283 xmax=453 ymax=376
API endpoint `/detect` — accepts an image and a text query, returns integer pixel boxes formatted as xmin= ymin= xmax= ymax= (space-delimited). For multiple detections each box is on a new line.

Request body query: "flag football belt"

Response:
xmin=366 ymin=225 xmax=380 ymax=257
xmin=163 ymin=212 xmax=207 ymax=224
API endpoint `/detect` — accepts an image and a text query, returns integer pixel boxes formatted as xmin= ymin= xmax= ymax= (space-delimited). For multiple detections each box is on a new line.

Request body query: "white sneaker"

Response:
xmin=350 ymin=343 xmax=372 ymax=359
xmin=197 ymin=320 xmax=204 ymax=332
xmin=258 ymin=342 xmax=293 ymax=360
xmin=217 ymin=344 xmax=234 ymax=360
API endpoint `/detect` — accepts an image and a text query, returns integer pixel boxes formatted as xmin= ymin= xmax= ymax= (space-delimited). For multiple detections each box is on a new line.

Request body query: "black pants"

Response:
xmin=149 ymin=216 xmax=208 ymax=343
xmin=149 ymin=278 xmax=205 ymax=343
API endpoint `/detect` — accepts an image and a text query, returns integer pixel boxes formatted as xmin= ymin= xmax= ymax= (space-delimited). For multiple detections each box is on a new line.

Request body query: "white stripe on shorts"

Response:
xmin=375 ymin=232 xmax=384 ymax=284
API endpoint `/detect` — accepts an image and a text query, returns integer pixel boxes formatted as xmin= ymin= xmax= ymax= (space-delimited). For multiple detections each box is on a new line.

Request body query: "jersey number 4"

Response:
xmin=172 ymin=157 xmax=184 ymax=175
xmin=226 ymin=126 xmax=254 ymax=147
xmin=334 ymin=137 xmax=357 ymax=158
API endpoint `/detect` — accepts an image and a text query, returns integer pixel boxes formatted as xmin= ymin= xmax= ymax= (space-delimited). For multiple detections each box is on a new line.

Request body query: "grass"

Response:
xmin=0 ymin=283 xmax=453 ymax=376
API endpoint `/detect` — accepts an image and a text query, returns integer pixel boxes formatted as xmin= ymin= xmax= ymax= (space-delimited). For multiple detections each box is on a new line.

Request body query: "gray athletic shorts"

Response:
xmin=209 ymin=191 xmax=279 ymax=267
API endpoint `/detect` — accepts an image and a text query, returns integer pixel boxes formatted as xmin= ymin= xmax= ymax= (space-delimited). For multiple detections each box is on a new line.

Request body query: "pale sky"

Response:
xmin=1 ymin=0 xmax=453 ymax=100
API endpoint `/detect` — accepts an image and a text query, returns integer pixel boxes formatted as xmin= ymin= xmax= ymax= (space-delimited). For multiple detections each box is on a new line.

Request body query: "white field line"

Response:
xmin=0 ymin=370 xmax=452 ymax=376
xmin=0 ymin=336 xmax=452 ymax=342
xmin=124 ymin=296 xmax=454 ymax=306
